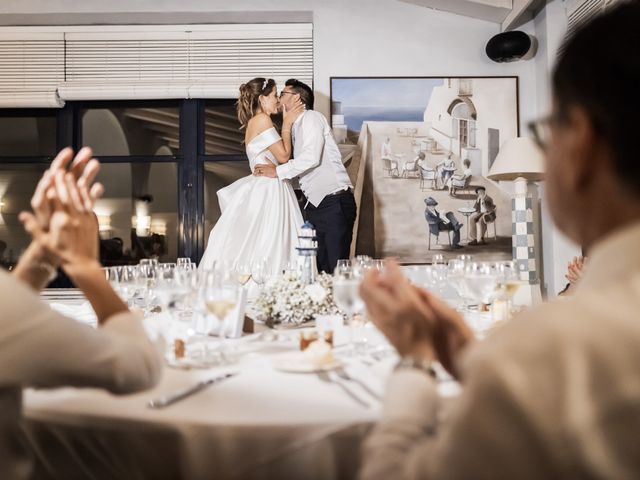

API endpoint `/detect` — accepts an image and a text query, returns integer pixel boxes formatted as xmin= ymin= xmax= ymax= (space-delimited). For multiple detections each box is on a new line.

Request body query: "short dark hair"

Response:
xmin=475 ymin=186 xmax=486 ymax=194
xmin=285 ymin=78 xmax=314 ymax=110
xmin=553 ymin=2 xmax=640 ymax=195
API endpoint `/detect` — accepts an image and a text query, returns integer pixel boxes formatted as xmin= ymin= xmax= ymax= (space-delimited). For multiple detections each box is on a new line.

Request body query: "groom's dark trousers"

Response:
xmin=303 ymin=189 xmax=357 ymax=274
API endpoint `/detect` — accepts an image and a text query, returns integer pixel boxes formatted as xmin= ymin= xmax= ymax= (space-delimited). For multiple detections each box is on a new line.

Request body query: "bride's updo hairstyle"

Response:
xmin=237 ymin=77 xmax=276 ymax=129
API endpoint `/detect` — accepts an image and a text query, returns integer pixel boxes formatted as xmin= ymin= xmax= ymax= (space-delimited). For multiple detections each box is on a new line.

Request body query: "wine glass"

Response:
xmin=118 ymin=265 xmax=139 ymax=307
xmin=103 ymin=266 xmax=121 ymax=291
xmin=447 ymin=259 xmax=472 ymax=311
xmin=251 ymin=259 xmax=269 ymax=291
xmin=333 ymin=267 xmax=365 ymax=356
xmin=232 ymin=262 xmax=252 ymax=287
xmin=336 ymin=259 xmax=351 ymax=273
xmin=463 ymin=262 xmax=499 ymax=306
xmin=203 ymin=270 xmax=239 ymax=363
xmin=494 ymin=261 xmax=523 ymax=321
xmin=177 ymin=257 xmax=192 ymax=269
xmin=137 ymin=260 xmax=158 ymax=313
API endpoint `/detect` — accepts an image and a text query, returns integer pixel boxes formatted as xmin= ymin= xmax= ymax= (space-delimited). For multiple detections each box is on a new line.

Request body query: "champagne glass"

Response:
xmin=333 ymin=267 xmax=365 ymax=356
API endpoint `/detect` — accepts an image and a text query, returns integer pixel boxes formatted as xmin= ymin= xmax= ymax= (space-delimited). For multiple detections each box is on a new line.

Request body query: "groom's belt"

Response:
xmin=325 ymin=187 xmax=353 ymax=198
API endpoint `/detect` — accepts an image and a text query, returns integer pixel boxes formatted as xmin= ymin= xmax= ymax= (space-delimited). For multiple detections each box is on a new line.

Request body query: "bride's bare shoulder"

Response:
xmin=246 ymin=113 xmax=275 ymax=142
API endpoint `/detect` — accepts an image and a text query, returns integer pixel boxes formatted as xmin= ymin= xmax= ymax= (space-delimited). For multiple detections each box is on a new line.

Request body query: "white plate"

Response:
xmin=272 ymin=352 xmax=341 ymax=373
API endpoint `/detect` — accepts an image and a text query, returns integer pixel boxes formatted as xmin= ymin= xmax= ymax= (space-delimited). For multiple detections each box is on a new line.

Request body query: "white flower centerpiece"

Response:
xmin=254 ymin=272 xmax=341 ymax=327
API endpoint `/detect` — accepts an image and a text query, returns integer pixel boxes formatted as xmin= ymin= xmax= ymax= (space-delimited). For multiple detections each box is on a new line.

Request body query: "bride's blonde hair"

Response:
xmin=237 ymin=77 xmax=276 ymax=129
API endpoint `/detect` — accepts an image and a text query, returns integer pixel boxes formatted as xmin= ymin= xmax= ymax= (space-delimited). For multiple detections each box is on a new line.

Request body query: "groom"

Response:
xmin=254 ymin=79 xmax=356 ymax=274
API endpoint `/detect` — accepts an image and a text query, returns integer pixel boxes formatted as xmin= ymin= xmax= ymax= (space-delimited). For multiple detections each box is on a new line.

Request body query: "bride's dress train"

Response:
xmin=199 ymin=127 xmax=303 ymax=280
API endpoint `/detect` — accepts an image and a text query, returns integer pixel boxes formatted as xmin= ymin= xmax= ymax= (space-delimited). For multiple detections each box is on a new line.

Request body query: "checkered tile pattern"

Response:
xmin=512 ymin=196 xmax=537 ymax=284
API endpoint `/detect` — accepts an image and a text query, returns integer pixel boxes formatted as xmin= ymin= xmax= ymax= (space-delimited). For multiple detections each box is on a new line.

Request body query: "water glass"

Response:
xmin=333 ymin=267 xmax=366 ymax=356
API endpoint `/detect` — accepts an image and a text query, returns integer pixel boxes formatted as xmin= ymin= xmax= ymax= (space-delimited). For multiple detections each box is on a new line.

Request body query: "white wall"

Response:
xmin=531 ymin=0 xmax=582 ymax=296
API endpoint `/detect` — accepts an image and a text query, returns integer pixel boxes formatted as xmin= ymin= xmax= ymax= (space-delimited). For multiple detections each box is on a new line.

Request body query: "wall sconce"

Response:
xmin=0 ymin=198 xmax=4 ymax=213
xmin=97 ymin=214 xmax=112 ymax=233
xmin=132 ymin=215 xmax=151 ymax=236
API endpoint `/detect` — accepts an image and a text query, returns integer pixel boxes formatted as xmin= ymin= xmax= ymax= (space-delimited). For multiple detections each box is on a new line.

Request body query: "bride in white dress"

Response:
xmin=199 ymin=77 xmax=305 ymax=278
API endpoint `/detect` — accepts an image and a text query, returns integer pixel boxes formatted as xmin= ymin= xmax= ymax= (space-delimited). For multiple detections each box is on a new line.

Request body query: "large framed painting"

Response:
xmin=331 ymin=76 xmax=519 ymax=263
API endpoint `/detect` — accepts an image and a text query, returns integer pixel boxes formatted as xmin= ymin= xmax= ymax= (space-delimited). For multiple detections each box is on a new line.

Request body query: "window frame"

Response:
xmin=0 ymin=99 xmax=248 ymax=268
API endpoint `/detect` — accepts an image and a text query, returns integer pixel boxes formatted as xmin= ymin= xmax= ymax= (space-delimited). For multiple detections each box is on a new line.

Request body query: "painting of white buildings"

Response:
xmin=332 ymin=77 xmax=519 ymax=263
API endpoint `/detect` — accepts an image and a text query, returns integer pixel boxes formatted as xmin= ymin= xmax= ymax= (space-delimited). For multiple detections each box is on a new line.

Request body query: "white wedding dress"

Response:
xmin=199 ymin=127 xmax=303 ymax=277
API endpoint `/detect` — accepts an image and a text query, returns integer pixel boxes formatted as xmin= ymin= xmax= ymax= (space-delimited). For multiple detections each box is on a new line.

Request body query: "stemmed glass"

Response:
xmin=203 ymin=269 xmax=239 ymax=363
xmin=103 ymin=266 xmax=121 ymax=292
xmin=118 ymin=265 xmax=140 ymax=307
xmin=447 ymin=259 xmax=472 ymax=311
xmin=333 ymin=267 xmax=365 ymax=356
xmin=177 ymin=257 xmax=192 ymax=270
xmin=463 ymin=262 xmax=498 ymax=306
xmin=232 ymin=261 xmax=252 ymax=287
xmin=493 ymin=261 xmax=523 ymax=321
xmin=251 ymin=259 xmax=269 ymax=292
xmin=137 ymin=260 xmax=158 ymax=313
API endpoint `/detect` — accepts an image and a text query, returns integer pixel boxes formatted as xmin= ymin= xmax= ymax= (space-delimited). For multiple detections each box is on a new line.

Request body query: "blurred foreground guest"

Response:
xmin=359 ymin=4 xmax=640 ymax=479
xmin=0 ymin=147 xmax=163 ymax=480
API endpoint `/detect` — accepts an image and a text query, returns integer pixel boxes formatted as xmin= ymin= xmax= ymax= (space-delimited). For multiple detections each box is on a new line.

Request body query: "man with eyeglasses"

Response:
xmin=254 ymin=79 xmax=356 ymax=274
xmin=358 ymin=3 xmax=640 ymax=479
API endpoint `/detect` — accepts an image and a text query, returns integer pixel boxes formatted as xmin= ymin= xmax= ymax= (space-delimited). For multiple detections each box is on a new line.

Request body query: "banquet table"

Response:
xmin=24 ymin=294 xmax=467 ymax=480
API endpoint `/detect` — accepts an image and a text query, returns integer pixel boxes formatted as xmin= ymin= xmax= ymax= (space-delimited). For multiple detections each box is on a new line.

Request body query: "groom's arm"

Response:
xmin=276 ymin=113 xmax=325 ymax=180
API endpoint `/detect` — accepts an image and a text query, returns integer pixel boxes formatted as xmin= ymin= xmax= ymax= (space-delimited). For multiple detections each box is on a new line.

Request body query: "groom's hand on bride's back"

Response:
xmin=254 ymin=163 xmax=278 ymax=178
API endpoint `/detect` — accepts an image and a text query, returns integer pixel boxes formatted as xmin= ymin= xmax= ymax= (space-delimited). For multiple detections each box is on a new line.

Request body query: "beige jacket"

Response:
xmin=360 ymin=222 xmax=640 ymax=480
xmin=0 ymin=270 xmax=163 ymax=480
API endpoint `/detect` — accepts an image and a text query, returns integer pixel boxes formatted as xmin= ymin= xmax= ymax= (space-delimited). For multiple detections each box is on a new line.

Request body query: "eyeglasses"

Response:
xmin=278 ymin=91 xmax=295 ymax=99
xmin=528 ymin=114 xmax=562 ymax=151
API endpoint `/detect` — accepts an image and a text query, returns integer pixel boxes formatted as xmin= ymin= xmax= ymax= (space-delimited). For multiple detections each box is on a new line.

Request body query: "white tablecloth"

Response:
xmin=25 ymin=294 xmax=471 ymax=479
xmin=23 ymin=318 xmax=394 ymax=479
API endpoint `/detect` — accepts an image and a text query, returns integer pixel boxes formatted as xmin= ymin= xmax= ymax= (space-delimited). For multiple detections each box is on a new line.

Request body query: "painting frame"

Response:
xmin=330 ymin=76 xmax=520 ymax=263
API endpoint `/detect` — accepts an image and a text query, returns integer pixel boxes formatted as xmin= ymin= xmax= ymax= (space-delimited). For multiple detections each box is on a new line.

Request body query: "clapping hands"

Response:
xmin=360 ymin=260 xmax=474 ymax=380
xmin=19 ymin=147 xmax=104 ymax=272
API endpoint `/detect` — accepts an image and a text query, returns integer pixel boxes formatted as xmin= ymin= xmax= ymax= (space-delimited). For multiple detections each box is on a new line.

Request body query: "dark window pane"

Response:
xmin=95 ymin=163 xmax=179 ymax=265
xmin=0 ymin=116 xmax=56 ymax=157
xmin=204 ymin=102 xmax=245 ymax=155
xmin=0 ymin=164 xmax=47 ymax=270
xmin=81 ymin=106 xmax=180 ymax=156
xmin=203 ymin=160 xmax=251 ymax=234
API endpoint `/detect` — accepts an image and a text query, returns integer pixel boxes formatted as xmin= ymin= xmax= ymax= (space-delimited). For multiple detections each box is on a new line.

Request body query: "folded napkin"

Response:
xmin=49 ymin=301 xmax=98 ymax=327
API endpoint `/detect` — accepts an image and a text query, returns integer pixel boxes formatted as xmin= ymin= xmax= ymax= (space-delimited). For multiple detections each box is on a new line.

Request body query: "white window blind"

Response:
xmin=60 ymin=24 xmax=313 ymax=101
xmin=0 ymin=32 xmax=64 ymax=108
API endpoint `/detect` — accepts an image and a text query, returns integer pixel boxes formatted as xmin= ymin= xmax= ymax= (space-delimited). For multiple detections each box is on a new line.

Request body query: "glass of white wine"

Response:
xmin=232 ymin=261 xmax=252 ymax=287
xmin=203 ymin=270 xmax=239 ymax=363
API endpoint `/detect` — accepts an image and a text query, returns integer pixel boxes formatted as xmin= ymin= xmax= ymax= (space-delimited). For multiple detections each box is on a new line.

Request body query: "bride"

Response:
xmin=199 ymin=77 xmax=305 ymax=280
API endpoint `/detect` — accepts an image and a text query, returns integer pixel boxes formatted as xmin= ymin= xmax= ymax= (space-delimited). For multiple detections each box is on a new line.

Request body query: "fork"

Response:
xmin=332 ymin=368 xmax=382 ymax=401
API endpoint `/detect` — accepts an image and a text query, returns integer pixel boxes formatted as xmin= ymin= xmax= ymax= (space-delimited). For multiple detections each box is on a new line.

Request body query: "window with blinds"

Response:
xmin=0 ymin=32 xmax=64 ymax=108
xmin=0 ymin=24 xmax=313 ymax=107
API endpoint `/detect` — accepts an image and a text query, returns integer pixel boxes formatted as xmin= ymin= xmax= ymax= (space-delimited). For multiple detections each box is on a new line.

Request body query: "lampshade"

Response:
xmin=487 ymin=137 xmax=545 ymax=182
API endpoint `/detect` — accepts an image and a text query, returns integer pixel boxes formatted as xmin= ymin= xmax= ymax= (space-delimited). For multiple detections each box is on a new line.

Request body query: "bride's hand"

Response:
xmin=282 ymin=100 xmax=305 ymax=128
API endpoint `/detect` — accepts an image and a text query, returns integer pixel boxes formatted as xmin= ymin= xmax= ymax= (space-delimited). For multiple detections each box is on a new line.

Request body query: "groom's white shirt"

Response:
xmin=276 ymin=110 xmax=352 ymax=207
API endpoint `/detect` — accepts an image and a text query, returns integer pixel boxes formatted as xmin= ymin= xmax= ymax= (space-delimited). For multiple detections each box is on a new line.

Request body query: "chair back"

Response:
xmin=419 ymin=165 xmax=436 ymax=180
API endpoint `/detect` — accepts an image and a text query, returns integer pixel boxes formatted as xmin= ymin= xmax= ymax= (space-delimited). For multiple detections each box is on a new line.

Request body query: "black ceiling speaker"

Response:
xmin=486 ymin=31 xmax=536 ymax=62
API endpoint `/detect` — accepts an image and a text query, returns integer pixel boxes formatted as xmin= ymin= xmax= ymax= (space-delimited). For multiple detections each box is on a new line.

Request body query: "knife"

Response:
xmin=147 ymin=372 xmax=237 ymax=409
